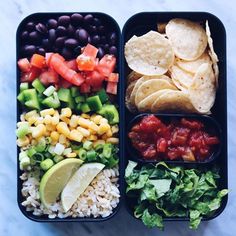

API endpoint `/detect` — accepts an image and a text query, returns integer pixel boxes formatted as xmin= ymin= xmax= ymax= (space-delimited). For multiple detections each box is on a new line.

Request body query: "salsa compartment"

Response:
xmin=127 ymin=114 xmax=221 ymax=163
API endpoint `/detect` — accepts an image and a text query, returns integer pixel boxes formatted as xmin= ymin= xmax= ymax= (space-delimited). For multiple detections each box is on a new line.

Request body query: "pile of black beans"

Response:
xmin=20 ymin=13 xmax=118 ymax=60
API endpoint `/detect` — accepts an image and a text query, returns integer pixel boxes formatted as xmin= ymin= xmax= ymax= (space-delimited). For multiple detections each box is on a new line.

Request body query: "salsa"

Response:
xmin=128 ymin=115 xmax=219 ymax=161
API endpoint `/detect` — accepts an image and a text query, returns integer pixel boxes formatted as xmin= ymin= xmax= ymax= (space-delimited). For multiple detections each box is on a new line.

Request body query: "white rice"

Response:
xmin=20 ymin=168 xmax=120 ymax=219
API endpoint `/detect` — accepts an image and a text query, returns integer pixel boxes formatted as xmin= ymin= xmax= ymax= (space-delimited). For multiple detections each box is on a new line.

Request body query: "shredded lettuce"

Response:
xmin=125 ymin=161 xmax=228 ymax=230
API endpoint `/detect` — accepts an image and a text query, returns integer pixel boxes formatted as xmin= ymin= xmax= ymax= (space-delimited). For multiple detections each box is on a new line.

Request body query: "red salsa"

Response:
xmin=128 ymin=115 xmax=219 ymax=162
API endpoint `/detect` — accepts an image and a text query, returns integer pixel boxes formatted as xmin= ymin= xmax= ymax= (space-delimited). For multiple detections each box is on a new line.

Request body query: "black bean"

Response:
xmin=55 ymin=37 xmax=66 ymax=48
xmin=56 ymin=26 xmax=67 ymax=37
xmin=65 ymin=38 xmax=78 ymax=49
xmin=71 ymin=13 xmax=83 ymax=26
xmin=98 ymin=25 xmax=105 ymax=34
xmin=100 ymin=35 xmax=107 ymax=44
xmin=26 ymin=22 xmax=35 ymax=31
xmin=109 ymin=32 xmax=117 ymax=45
xmin=84 ymin=14 xmax=94 ymax=25
xmin=29 ymin=31 xmax=41 ymax=44
xmin=47 ymin=19 xmax=58 ymax=29
xmin=88 ymin=25 xmax=97 ymax=34
xmin=61 ymin=47 xmax=73 ymax=60
xmin=67 ymin=24 xmax=75 ymax=37
xmin=92 ymin=35 xmax=100 ymax=45
xmin=24 ymin=45 xmax=36 ymax=56
xmin=58 ymin=15 xmax=70 ymax=27
xmin=76 ymin=29 xmax=88 ymax=45
xmin=42 ymin=38 xmax=51 ymax=49
xmin=109 ymin=46 xmax=117 ymax=55
xmin=35 ymin=23 xmax=48 ymax=35
xmin=48 ymin=29 xmax=56 ymax=42
xmin=104 ymin=43 xmax=110 ymax=53
xmin=97 ymin=47 xmax=105 ymax=59
xmin=74 ymin=45 xmax=82 ymax=55
xmin=21 ymin=31 xmax=29 ymax=41
xmin=37 ymin=47 xmax=45 ymax=55
xmin=93 ymin=17 xmax=101 ymax=26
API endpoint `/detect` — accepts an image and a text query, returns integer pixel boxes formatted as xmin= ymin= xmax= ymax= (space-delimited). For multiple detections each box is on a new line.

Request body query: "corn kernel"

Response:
xmin=61 ymin=108 xmax=72 ymax=118
xmin=78 ymin=117 xmax=91 ymax=129
xmin=57 ymin=122 xmax=70 ymax=137
xmin=20 ymin=114 xmax=25 ymax=121
xmin=66 ymin=152 xmax=77 ymax=158
xmin=31 ymin=124 xmax=46 ymax=139
xmin=28 ymin=116 xmax=37 ymax=125
xmin=59 ymin=134 xmax=67 ymax=144
xmin=88 ymin=134 xmax=97 ymax=141
xmin=60 ymin=116 xmax=70 ymax=125
xmin=100 ymin=118 xmax=108 ymax=124
xmin=17 ymin=136 xmax=30 ymax=147
xmin=93 ymin=139 xmax=105 ymax=147
xmin=50 ymin=131 xmax=59 ymax=142
xmin=44 ymin=115 xmax=52 ymax=125
xmin=91 ymin=115 xmax=103 ymax=125
xmin=17 ymin=121 xmax=29 ymax=128
xmin=69 ymin=115 xmax=79 ymax=128
xmin=77 ymin=127 xmax=90 ymax=137
xmin=89 ymin=122 xmax=99 ymax=132
xmin=106 ymin=129 xmax=113 ymax=138
xmin=111 ymin=125 xmax=119 ymax=134
xmin=35 ymin=117 xmax=44 ymax=125
xmin=25 ymin=110 xmax=38 ymax=120
xmin=51 ymin=112 xmax=60 ymax=125
xmin=81 ymin=113 xmax=90 ymax=119
xmin=98 ymin=123 xmax=110 ymax=135
xmin=106 ymin=137 xmax=119 ymax=144
xmin=69 ymin=130 xmax=83 ymax=142
xmin=88 ymin=128 xmax=96 ymax=135
xmin=40 ymin=108 xmax=55 ymax=117
xmin=46 ymin=124 xmax=56 ymax=132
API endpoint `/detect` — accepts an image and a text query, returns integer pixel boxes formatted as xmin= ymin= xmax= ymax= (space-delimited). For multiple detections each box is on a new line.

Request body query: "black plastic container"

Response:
xmin=127 ymin=113 xmax=222 ymax=164
xmin=16 ymin=12 xmax=123 ymax=222
xmin=122 ymin=12 xmax=227 ymax=222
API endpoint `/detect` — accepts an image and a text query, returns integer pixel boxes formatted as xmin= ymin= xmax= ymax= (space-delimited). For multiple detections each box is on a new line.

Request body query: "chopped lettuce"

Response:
xmin=125 ymin=161 xmax=228 ymax=230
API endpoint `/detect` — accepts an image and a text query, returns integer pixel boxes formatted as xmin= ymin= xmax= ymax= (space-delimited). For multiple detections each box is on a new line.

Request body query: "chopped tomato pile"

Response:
xmin=128 ymin=115 xmax=220 ymax=162
xmin=18 ymin=44 xmax=118 ymax=94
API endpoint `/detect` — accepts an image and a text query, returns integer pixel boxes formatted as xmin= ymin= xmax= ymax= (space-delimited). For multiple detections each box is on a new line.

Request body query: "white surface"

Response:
xmin=0 ymin=0 xmax=235 ymax=235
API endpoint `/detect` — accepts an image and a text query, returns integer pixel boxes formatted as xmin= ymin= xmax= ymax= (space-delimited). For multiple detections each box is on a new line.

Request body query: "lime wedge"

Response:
xmin=61 ymin=163 xmax=105 ymax=212
xmin=39 ymin=158 xmax=83 ymax=208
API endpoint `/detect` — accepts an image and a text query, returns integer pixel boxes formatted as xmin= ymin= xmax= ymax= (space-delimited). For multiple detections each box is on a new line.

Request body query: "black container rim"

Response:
xmin=16 ymin=11 xmax=123 ymax=222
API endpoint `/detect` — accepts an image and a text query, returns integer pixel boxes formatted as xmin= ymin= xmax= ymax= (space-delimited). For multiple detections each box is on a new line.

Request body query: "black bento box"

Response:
xmin=16 ymin=11 xmax=227 ymax=223
xmin=122 ymin=12 xmax=227 ymax=222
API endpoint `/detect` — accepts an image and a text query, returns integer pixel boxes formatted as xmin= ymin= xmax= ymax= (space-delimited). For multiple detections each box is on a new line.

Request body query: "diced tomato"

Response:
xmin=50 ymin=53 xmax=85 ymax=86
xmin=58 ymin=78 xmax=72 ymax=88
xmin=96 ymin=55 xmax=116 ymax=77
xmin=86 ymin=70 xmax=104 ymax=87
xmin=65 ymin=59 xmax=78 ymax=71
xmin=39 ymin=68 xmax=59 ymax=86
xmin=106 ymin=81 xmax=117 ymax=95
xmin=82 ymin=44 xmax=98 ymax=58
xmin=76 ymin=55 xmax=96 ymax=71
xmin=30 ymin=54 xmax=45 ymax=69
xmin=106 ymin=73 xmax=119 ymax=82
xmin=20 ymin=66 xmax=41 ymax=82
xmin=80 ymin=82 xmax=91 ymax=93
xmin=45 ymin=53 xmax=53 ymax=66
xmin=18 ymin=58 xmax=31 ymax=72
xmin=157 ymin=138 xmax=167 ymax=153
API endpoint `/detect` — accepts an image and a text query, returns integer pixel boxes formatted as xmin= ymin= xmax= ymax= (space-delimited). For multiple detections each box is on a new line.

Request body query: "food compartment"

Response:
xmin=122 ymin=12 xmax=227 ymax=229
xmin=127 ymin=114 xmax=222 ymax=164
xmin=16 ymin=12 xmax=122 ymax=222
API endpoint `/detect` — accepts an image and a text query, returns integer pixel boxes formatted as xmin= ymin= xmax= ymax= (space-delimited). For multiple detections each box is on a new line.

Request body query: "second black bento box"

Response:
xmin=16 ymin=11 xmax=227 ymax=227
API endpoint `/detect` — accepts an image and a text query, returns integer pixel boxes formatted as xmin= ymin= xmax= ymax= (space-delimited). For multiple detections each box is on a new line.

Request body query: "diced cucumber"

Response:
xmin=98 ymin=104 xmax=119 ymax=124
xmin=32 ymin=79 xmax=46 ymax=93
xmin=42 ymin=95 xmax=60 ymax=108
xmin=23 ymin=89 xmax=40 ymax=110
xmin=17 ymin=92 xmax=25 ymax=104
xmin=57 ymin=88 xmax=74 ymax=109
xmin=75 ymin=95 xmax=85 ymax=103
xmin=43 ymin=85 xmax=56 ymax=97
xmin=76 ymin=103 xmax=82 ymax=111
xmin=86 ymin=95 xmax=103 ymax=111
xmin=70 ymin=86 xmax=80 ymax=97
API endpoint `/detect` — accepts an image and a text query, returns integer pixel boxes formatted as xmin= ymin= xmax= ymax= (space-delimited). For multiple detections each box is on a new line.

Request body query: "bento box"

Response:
xmin=16 ymin=12 xmax=123 ymax=222
xmin=122 ymin=12 xmax=228 ymax=230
